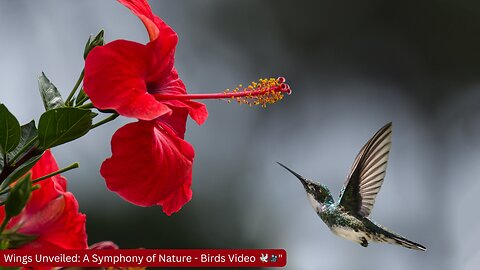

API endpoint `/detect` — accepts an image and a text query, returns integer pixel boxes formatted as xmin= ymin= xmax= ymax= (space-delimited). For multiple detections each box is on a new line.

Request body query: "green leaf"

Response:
xmin=5 ymin=174 xmax=32 ymax=219
xmin=0 ymin=154 xmax=42 ymax=191
xmin=38 ymin=107 xmax=92 ymax=149
xmin=38 ymin=72 xmax=65 ymax=111
xmin=6 ymin=121 xmax=38 ymax=163
xmin=84 ymin=29 xmax=104 ymax=59
xmin=0 ymin=104 xmax=21 ymax=154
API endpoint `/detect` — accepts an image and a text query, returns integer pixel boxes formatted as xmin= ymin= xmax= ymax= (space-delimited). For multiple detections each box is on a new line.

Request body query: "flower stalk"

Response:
xmin=32 ymin=162 xmax=79 ymax=184
xmin=65 ymin=69 xmax=85 ymax=106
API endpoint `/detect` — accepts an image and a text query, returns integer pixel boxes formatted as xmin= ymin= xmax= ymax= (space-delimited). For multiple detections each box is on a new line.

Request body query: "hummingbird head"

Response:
xmin=277 ymin=162 xmax=334 ymax=209
xmin=303 ymin=182 xmax=334 ymax=206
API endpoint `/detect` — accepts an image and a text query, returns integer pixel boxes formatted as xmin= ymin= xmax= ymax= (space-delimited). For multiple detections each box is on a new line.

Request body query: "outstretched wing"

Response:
xmin=338 ymin=122 xmax=392 ymax=217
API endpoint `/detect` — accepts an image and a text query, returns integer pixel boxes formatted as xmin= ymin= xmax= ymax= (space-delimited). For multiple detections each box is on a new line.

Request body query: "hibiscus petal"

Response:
xmin=158 ymin=176 xmax=192 ymax=216
xmin=20 ymin=193 xmax=87 ymax=249
xmin=17 ymin=196 xmax=65 ymax=235
xmin=152 ymin=68 xmax=208 ymax=125
xmin=101 ymin=120 xmax=195 ymax=215
xmin=25 ymin=150 xmax=67 ymax=213
xmin=30 ymin=150 xmax=66 ymax=192
xmin=157 ymin=107 xmax=188 ymax=139
xmin=84 ymin=40 xmax=173 ymax=120
xmin=166 ymin=99 xmax=208 ymax=126
xmin=118 ymin=0 xmax=178 ymax=44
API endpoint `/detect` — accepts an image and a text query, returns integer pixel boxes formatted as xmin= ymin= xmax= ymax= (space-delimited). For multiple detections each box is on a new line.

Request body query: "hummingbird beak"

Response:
xmin=276 ymin=162 xmax=308 ymax=187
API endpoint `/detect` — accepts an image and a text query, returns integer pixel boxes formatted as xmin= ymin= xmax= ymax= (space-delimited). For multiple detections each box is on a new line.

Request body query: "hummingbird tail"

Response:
xmin=371 ymin=221 xmax=426 ymax=251
xmin=388 ymin=235 xmax=426 ymax=251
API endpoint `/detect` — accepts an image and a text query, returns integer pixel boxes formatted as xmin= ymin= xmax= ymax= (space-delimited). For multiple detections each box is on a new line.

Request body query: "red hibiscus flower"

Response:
xmin=84 ymin=0 xmax=207 ymax=123
xmin=101 ymin=119 xmax=194 ymax=215
xmin=0 ymin=150 xmax=87 ymax=249
xmin=84 ymin=0 xmax=291 ymax=215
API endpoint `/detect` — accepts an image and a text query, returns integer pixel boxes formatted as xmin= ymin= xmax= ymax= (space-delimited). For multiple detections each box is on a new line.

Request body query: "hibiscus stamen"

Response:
xmin=154 ymin=77 xmax=291 ymax=108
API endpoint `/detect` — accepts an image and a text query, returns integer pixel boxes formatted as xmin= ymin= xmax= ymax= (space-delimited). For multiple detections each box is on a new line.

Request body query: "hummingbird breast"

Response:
xmin=318 ymin=206 xmax=372 ymax=245
xmin=330 ymin=225 xmax=370 ymax=245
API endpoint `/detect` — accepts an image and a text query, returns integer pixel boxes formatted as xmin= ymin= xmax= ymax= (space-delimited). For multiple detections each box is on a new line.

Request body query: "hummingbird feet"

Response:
xmin=360 ymin=237 xmax=369 ymax=247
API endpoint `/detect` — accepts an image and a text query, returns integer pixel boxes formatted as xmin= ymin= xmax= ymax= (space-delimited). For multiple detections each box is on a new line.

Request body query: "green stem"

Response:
xmin=78 ymin=103 xmax=94 ymax=109
xmin=31 ymin=162 xmax=79 ymax=184
xmin=75 ymin=89 xmax=90 ymax=106
xmin=91 ymin=113 xmax=119 ymax=129
xmin=0 ymin=187 xmax=10 ymax=196
xmin=8 ymin=136 xmax=38 ymax=166
xmin=65 ymin=69 xmax=85 ymax=105
xmin=0 ymin=217 xmax=9 ymax=233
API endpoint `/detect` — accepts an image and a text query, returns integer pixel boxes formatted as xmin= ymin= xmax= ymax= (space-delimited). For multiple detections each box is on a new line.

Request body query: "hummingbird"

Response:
xmin=277 ymin=122 xmax=426 ymax=251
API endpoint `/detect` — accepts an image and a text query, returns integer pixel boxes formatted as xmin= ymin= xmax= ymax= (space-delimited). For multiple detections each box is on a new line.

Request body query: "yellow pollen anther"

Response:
xmin=222 ymin=77 xmax=291 ymax=108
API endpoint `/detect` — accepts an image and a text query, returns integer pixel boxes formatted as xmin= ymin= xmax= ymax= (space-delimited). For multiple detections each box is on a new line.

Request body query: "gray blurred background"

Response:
xmin=1 ymin=0 xmax=480 ymax=269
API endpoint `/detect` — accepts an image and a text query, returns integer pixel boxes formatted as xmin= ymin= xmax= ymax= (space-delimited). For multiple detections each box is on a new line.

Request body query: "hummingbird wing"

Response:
xmin=338 ymin=122 xmax=392 ymax=217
